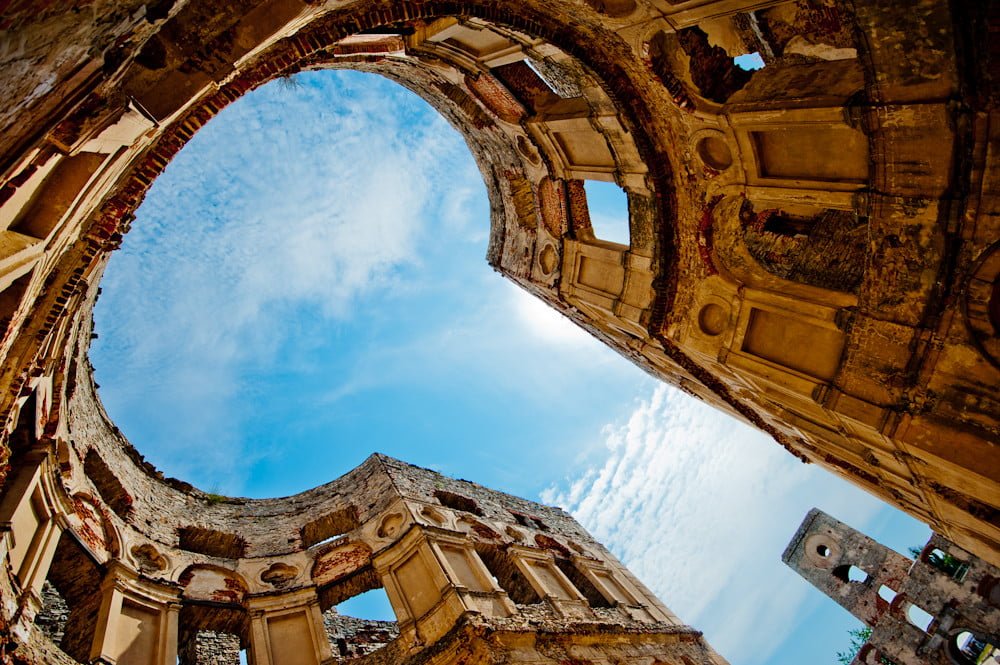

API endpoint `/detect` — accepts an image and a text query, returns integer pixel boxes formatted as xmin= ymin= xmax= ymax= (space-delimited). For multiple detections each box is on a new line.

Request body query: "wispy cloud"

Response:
xmin=92 ymin=70 xmax=481 ymax=490
xmin=541 ymin=385 xmax=895 ymax=665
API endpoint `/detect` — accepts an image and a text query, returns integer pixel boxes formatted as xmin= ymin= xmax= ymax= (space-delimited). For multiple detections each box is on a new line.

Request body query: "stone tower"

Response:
xmin=784 ymin=509 xmax=1000 ymax=665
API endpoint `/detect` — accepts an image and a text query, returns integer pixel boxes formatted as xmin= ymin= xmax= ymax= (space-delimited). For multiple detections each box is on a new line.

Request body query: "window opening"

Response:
xmin=950 ymin=631 xmax=1000 ymax=665
xmin=554 ymin=559 xmax=612 ymax=608
xmin=178 ymin=525 xmax=247 ymax=559
xmin=525 ymin=58 xmax=559 ymax=95
xmin=43 ymin=532 xmax=102 ymax=662
xmin=762 ymin=212 xmax=812 ymax=237
xmin=301 ymin=507 xmax=361 ymax=548
xmin=178 ymin=630 xmax=242 ymax=665
xmin=676 ymin=26 xmax=754 ymax=103
xmin=36 ymin=580 xmax=69 ymax=646
xmin=816 ymin=544 xmax=831 ymax=557
xmin=583 ymin=180 xmax=629 ymax=245
xmin=335 ymin=586 xmax=395 ymax=622
xmin=878 ymin=585 xmax=897 ymax=605
xmin=833 ymin=564 xmax=869 ymax=584
xmin=325 ymin=587 xmax=398 ymax=661
xmin=476 ymin=545 xmax=540 ymax=605
xmin=491 ymin=61 xmax=557 ymax=111
xmin=924 ymin=547 xmax=970 ymax=581
xmin=510 ymin=511 xmax=548 ymax=531
xmin=905 ymin=604 xmax=935 ymax=633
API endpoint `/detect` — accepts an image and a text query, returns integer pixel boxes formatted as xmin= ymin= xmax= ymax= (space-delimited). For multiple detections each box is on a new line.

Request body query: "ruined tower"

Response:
xmin=784 ymin=509 xmax=1000 ymax=665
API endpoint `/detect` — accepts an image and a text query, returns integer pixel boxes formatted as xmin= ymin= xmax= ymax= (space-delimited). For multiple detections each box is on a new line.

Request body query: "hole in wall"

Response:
xmin=434 ymin=490 xmax=484 ymax=516
xmin=733 ymin=52 xmax=765 ymax=71
xmin=923 ymin=547 xmax=970 ymax=581
xmin=833 ymin=564 xmax=869 ymax=584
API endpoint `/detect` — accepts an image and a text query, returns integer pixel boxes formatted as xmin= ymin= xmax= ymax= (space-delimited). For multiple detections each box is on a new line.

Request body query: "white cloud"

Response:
xmin=542 ymin=385 xmax=891 ymax=665
xmin=509 ymin=283 xmax=595 ymax=347
xmin=91 ymin=70 xmax=482 ymax=490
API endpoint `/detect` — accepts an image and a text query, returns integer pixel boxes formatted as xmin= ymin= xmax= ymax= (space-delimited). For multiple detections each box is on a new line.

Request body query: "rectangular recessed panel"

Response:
xmin=9 ymin=489 xmax=42 ymax=576
xmin=443 ymin=27 xmax=512 ymax=57
xmin=577 ymin=256 xmax=625 ymax=295
xmin=267 ymin=612 xmax=318 ymax=665
xmin=440 ymin=545 xmax=489 ymax=592
xmin=742 ymin=308 xmax=845 ymax=380
xmin=116 ymin=600 xmax=160 ymax=665
xmin=553 ymin=130 xmax=615 ymax=169
xmin=528 ymin=561 xmax=573 ymax=600
xmin=594 ymin=571 xmax=633 ymax=604
xmin=752 ymin=128 xmax=868 ymax=182
xmin=395 ymin=551 xmax=440 ymax=619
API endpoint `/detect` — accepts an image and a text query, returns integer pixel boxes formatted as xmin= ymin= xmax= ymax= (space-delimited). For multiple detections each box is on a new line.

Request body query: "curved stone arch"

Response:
xmin=178 ymin=564 xmax=250 ymax=604
xmin=0 ymin=2 xmax=687 ymax=440
xmin=0 ymin=2 xmax=695 ymax=550
xmin=67 ymin=491 xmax=122 ymax=561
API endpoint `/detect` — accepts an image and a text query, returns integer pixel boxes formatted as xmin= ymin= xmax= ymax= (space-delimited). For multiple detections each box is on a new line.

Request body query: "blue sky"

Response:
xmin=91 ymin=69 xmax=928 ymax=665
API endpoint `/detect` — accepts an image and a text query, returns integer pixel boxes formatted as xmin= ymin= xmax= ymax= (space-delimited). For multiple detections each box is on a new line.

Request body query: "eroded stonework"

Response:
xmin=0 ymin=442 xmax=727 ymax=665
xmin=784 ymin=509 xmax=1000 ymax=665
xmin=0 ymin=0 xmax=997 ymax=663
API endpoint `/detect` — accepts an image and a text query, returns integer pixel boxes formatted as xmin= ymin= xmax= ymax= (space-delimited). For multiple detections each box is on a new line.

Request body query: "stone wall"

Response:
xmin=323 ymin=609 xmax=398 ymax=661
xmin=178 ymin=631 xmax=242 ymax=665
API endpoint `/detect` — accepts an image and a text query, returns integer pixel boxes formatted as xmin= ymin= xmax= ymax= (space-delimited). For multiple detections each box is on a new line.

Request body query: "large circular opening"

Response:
xmin=87 ymin=59 xmax=651 ymax=499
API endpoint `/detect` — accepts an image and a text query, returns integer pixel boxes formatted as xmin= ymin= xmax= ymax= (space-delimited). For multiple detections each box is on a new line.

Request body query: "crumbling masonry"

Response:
xmin=784 ymin=509 xmax=1000 ymax=665
xmin=0 ymin=0 xmax=997 ymax=663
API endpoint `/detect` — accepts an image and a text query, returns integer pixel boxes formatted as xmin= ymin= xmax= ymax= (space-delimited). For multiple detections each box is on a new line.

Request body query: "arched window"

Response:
xmin=905 ymin=604 xmax=935 ymax=633
xmin=947 ymin=630 xmax=1000 ymax=665
xmin=923 ymin=547 xmax=970 ymax=581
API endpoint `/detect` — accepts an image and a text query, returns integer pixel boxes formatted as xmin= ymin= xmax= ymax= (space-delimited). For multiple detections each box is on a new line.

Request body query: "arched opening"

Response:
xmin=948 ymin=630 xmax=1000 ymax=665
xmin=922 ymin=547 xmax=970 ymax=581
xmin=905 ymin=603 xmax=935 ymax=633
xmin=876 ymin=584 xmax=898 ymax=612
xmin=833 ymin=564 xmax=869 ymax=584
